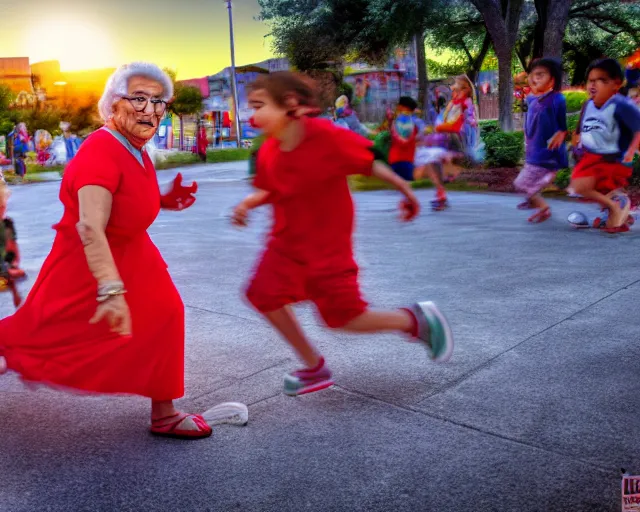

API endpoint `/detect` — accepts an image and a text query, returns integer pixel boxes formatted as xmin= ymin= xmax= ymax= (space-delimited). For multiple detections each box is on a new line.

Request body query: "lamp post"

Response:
xmin=225 ymin=0 xmax=242 ymax=148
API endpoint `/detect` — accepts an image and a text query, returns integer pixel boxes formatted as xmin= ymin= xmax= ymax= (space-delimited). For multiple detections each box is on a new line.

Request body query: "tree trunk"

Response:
xmin=467 ymin=33 xmax=492 ymax=84
xmin=414 ymin=31 xmax=430 ymax=121
xmin=471 ymin=0 xmax=524 ymax=131
xmin=497 ymin=48 xmax=515 ymax=132
xmin=542 ymin=0 xmax=571 ymax=59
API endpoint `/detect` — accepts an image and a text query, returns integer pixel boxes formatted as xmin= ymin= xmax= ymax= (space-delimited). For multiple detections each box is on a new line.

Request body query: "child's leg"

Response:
xmin=529 ymin=193 xmax=548 ymax=210
xmin=246 ymin=248 xmax=320 ymax=368
xmin=571 ymin=176 xmax=622 ymax=227
xmin=264 ymin=306 xmax=321 ymax=368
xmin=342 ymin=309 xmax=413 ymax=334
xmin=424 ymin=163 xmax=446 ymax=198
xmin=313 ymin=268 xmax=453 ymax=363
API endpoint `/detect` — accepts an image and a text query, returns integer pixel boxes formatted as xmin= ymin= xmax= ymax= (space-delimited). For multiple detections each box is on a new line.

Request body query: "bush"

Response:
xmin=372 ymin=131 xmax=391 ymax=163
xmin=481 ymin=130 xmax=524 ymax=168
xmin=554 ymin=168 xmax=571 ymax=190
xmin=566 ymin=112 xmax=581 ymax=134
xmin=479 ymin=120 xmax=499 ymax=136
xmin=562 ymin=90 xmax=588 ymax=113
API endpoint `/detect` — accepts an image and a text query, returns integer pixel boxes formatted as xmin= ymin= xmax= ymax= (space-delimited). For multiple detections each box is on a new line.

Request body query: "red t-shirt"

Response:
xmin=388 ymin=126 xmax=418 ymax=164
xmin=254 ymin=117 xmax=374 ymax=265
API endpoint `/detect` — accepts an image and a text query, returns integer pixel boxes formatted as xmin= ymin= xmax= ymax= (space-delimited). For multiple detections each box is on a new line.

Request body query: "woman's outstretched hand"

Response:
xmin=90 ymin=295 xmax=132 ymax=337
xmin=161 ymin=173 xmax=198 ymax=211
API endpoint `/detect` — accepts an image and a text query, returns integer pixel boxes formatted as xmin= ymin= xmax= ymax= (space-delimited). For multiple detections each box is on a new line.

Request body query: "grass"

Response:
xmin=348 ymin=175 xmax=488 ymax=193
xmin=154 ymin=148 xmax=251 ymax=170
xmin=26 ymin=163 xmax=65 ymax=175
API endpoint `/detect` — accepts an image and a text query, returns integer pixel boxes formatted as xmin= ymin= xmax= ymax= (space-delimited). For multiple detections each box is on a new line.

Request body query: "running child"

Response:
xmin=570 ymin=58 xmax=640 ymax=232
xmin=232 ymin=72 xmax=454 ymax=397
xmin=418 ymin=75 xmax=483 ymax=211
xmin=513 ymin=58 xmax=568 ymax=223
xmin=387 ymin=96 xmax=424 ymax=181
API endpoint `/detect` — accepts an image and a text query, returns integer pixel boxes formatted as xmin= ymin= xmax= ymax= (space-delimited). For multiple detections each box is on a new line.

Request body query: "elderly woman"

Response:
xmin=0 ymin=62 xmax=211 ymax=439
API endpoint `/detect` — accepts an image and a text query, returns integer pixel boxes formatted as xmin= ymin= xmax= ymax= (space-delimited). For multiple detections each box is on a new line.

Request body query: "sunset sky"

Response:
xmin=0 ymin=0 xmax=275 ymax=79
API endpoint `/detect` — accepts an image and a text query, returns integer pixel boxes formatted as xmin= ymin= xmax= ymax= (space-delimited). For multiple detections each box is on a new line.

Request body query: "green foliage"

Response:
xmin=337 ymin=82 xmax=354 ymax=103
xmin=481 ymin=130 xmax=524 ymax=168
xmin=169 ymin=85 xmax=203 ymax=118
xmin=372 ymin=131 xmax=391 ymax=163
xmin=563 ymin=1 xmax=639 ymax=85
xmin=150 ymin=148 xmax=252 ymax=171
xmin=479 ymin=119 xmax=499 ymax=136
xmin=257 ymin=0 xmax=437 ymax=70
xmin=0 ymin=118 xmax=14 ymax=137
xmin=207 ymin=148 xmax=251 ymax=163
xmin=554 ymin=168 xmax=571 ymax=190
xmin=562 ymin=90 xmax=588 ymax=113
xmin=0 ymin=85 xmax=14 ymax=112
xmin=566 ymin=112 xmax=581 ymax=134
xmin=155 ymin=152 xmax=201 ymax=170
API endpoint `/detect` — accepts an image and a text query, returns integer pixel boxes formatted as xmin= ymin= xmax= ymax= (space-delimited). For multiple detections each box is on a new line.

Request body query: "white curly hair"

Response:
xmin=98 ymin=62 xmax=173 ymax=121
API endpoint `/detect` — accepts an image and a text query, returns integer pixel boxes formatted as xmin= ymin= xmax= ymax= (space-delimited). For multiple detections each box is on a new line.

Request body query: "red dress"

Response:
xmin=0 ymin=129 xmax=185 ymax=400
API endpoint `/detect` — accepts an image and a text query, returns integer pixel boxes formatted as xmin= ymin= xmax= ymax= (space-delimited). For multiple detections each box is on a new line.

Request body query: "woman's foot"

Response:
xmin=0 ymin=356 xmax=7 ymax=375
xmin=150 ymin=412 xmax=212 ymax=439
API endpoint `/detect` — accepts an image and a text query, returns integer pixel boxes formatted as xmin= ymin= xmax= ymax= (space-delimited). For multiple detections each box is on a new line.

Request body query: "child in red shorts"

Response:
xmin=232 ymin=72 xmax=454 ymax=397
xmin=570 ymin=58 xmax=640 ymax=232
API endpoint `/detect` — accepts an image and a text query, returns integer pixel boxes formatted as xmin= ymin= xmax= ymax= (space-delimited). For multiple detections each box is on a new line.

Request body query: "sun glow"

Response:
xmin=23 ymin=16 xmax=118 ymax=71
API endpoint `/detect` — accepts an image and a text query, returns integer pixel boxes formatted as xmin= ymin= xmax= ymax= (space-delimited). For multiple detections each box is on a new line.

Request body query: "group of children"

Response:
xmin=385 ymin=74 xmax=484 ymax=211
xmin=382 ymin=58 xmax=640 ymax=232
xmin=515 ymin=57 xmax=640 ymax=231
xmin=232 ymin=58 xmax=639 ymax=395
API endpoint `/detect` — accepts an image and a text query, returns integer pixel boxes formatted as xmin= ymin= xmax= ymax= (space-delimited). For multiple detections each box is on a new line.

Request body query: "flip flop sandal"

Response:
xmin=528 ymin=208 xmax=551 ymax=223
xmin=604 ymin=224 xmax=630 ymax=234
xmin=150 ymin=413 xmax=212 ymax=440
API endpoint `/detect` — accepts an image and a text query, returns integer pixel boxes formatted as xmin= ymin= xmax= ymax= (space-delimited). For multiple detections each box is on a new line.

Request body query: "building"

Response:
xmin=31 ymin=61 xmax=115 ymax=107
xmin=0 ymin=57 xmax=34 ymax=98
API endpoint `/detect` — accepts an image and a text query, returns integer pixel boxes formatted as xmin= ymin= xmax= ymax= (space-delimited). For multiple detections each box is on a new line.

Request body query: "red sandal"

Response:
xmin=150 ymin=413 xmax=212 ymax=440
xmin=528 ymin=207 xmax=551 ymax=223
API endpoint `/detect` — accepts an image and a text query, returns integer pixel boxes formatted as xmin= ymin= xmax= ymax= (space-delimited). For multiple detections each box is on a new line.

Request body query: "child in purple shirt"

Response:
xmin=514 ymin=58 xmax=568 ymax=223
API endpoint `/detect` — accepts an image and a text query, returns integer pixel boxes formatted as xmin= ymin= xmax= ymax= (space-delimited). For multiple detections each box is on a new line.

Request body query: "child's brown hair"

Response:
xmin=249 ymin=71 xmax=321 ymax=117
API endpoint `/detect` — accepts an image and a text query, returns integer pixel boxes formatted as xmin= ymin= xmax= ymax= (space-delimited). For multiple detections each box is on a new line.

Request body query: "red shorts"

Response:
xmin=245 ymin=249 xmax=368 ymax=328
xmin=571 ymin=152 xmax=632 ymax=194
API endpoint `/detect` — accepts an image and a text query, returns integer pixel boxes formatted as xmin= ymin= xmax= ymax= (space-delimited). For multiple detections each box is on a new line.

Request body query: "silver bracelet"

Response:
xmin=97 ymin=281 xmax=126 ymax=303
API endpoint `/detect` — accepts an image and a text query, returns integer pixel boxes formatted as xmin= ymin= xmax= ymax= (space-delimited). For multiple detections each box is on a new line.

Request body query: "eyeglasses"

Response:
xmin=122 ymin=95 xmax=168 ymax=115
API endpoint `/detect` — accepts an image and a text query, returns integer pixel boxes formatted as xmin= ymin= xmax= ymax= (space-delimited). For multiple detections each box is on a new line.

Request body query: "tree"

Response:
xmin=471 ymin=0 xmax=525 ymax=132
xmin=169 ymin=85 xmax=203 ymax=151
xmin=258 ymin=0 xmax=437 ymax=111
xmin=425 ymin=0 xmax=492 ymax=83
xmin=516 ymin=0 xmax=639 ymax=77
xmin=0 ymin=85 xmax=14 ymax=113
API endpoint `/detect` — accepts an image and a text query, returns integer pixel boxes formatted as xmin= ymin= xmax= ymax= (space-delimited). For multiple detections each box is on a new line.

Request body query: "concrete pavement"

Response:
xmin=1 ymin=161 xmax=639 ymax=511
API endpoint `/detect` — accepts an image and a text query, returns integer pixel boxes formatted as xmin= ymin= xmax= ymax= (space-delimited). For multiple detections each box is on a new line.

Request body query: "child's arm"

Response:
xmin=548 ymin=94 xmax=568 ymax=150
xmin=232 ymin=188 xmax=271 ymax=227
xmin=614 ymin=100 xmax=640 ymax=163
xmin=624 ymin=132 xmax=640 ymax=163
xmin=371 ymin=161 xmax=420 ymax=221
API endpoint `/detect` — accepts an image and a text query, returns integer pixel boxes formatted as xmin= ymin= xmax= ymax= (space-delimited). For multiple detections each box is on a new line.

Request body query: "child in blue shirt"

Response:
xmin=514 ymin=58 xmax=567 ymax=223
